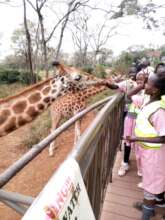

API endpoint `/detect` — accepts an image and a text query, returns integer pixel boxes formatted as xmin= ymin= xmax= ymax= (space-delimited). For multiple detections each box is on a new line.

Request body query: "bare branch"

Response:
xmin=46 ymin=0 xmax=89 ymax=43
xmin=26 ymin=0 xmax=36 ymax=11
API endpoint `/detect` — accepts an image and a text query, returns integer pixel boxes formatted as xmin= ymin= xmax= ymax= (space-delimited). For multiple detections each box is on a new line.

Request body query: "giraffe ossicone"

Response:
xmin=0 ymin=64 xmax=106 ymax=138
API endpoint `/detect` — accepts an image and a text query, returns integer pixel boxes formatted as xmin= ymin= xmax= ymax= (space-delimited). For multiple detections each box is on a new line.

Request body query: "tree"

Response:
xmin=89 ymin=18 xmax=117 ymax=66
xmin=26 ymin=0 xmax=49 ymax=78
xmin=55 ymin=0 xmax=90 ymax=60
xmin=26 ymin=0 xmax=89 ymax=78
xmin=70 ymin=9 xmax=90 ymax=66
xmin=113 ymin=0 xmax=165 ymax=31
xmin=23 ymin=0 xmax=35 ymax=84
xmin=96 ymin=48 xmax=113 ymax=65
xmin=114 ymin=51 xmax=134 ymax=74
xmin=112 ymin=0 xmax=140 ymax=19
xmin=11 ymin=22 xmax=36 ymax=67
xmin=137 ymin=2 xmax=165 ymax=30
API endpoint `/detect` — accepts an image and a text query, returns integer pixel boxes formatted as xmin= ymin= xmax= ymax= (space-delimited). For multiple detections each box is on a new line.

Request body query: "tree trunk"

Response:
xmin=39 ymin=13 xmax=49 ymax=78
xmin=55 ymin=2 xmax=72 ymax=60
xmin=23 ymin=0 xmax=36 ymax=84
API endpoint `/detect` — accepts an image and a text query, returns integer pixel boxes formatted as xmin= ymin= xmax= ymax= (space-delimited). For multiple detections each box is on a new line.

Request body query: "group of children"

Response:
xmin=106 ymin=61 xmax=165 ymax=220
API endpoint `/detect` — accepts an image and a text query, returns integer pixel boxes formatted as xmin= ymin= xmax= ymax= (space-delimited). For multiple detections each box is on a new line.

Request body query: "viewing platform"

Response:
xmin=101 ymin=151 xmax=162 ymax=220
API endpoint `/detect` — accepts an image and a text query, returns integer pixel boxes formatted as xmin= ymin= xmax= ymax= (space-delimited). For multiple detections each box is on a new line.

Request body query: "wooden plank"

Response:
xmin=101 ymin=150 xmax=142 ymax=220
xmin=102 ymin=202 xmax=141 ymax=219
xmin=104 ymin=193 xmax=141 ymax=206
xmin=106 ymin=185 xmax=142 ymax=200
xmin=101 ymin=151 xmax=164 ymax=220
xmin=101 ymin=211 xmax=139 ymax=220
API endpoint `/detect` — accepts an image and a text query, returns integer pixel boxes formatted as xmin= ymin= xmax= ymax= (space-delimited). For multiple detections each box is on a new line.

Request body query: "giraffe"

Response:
xmin=0 ymin=63 xmax=105 ymax=137
xmin=49 ymin=64 xmax=113 ymax=156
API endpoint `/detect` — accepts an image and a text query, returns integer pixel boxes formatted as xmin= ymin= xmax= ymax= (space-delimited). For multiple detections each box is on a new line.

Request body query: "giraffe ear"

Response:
xmin=52 ymin=61 xmax=60 ymax=66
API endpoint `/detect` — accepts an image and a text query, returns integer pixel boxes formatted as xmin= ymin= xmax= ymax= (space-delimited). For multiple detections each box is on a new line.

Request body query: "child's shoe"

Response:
xmin=118 ymin=161 xmax=129 ymax=176
xmin=137 ymin=182 xmax=143 ymax=189
xmin=137 ymin=170 xmax=142 ymax=177
xmin=133 ymin=201 xmax=143 ymax=211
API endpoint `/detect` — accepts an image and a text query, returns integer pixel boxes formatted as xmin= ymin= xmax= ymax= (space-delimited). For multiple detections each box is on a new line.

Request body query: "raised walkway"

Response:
xmin=101 ymin=151 xmax=162 ymax=220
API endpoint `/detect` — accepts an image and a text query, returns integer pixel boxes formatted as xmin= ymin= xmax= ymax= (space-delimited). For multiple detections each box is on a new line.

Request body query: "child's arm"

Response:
xmin=126 ymin=84 xmax=144 ymax=99
xmin=125 ymin=136 xmax=165 ymax=144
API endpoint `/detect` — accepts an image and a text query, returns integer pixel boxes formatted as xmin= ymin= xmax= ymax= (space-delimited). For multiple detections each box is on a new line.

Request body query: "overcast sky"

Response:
xmin=0 ymin=0 xmax=165 ymax=59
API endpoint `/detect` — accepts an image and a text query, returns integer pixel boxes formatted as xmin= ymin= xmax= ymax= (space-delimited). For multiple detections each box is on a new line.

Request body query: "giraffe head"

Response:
xmin=0 ymin=66 xmax=104 ymax=136
xmin=51 ymin=61 xmax=105 ymax=90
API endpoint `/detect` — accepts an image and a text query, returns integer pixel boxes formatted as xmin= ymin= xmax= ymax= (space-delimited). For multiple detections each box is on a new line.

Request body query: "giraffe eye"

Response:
xmin=74 ymin=75 xmax=82 ymax=81
xmin=61 ymin=76 xmax=65 ymax=83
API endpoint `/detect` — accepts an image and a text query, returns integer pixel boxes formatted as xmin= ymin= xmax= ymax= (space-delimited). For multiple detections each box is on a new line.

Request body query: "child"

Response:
xmin=125 ymin=71 xmax=165 ymax=220
xmin=118 ymin=70 xmax=148 ymax=176
xmin=106 ymin=66 xmax=138 ymax=118
xmin=155 ymin=62 xmax=165 ymax=73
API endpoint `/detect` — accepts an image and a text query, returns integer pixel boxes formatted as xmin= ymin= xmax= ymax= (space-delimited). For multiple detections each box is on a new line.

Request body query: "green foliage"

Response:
xmin=112 ymin=0 xmax=140 ymax=18
xmin=93 ymin=64 xmax=106 ymax=78
xmin=113 ymin=49 xmax=151 ymax=74
xmin=0 ymin=68 xmax=20 ymax=84
xmin=160 ymin=49 xmax=165 ymax=61
xmin=0 ymin=68 xmax=40 ymax=85
xmin=81 ymin=65 xmax=94 ymax=74
xmin=23 ymin=110 xmax=51 ymax=148
xmin=18 ymin=71 xmax=41 ymax=85
xmin=0 ymin=83 xmax=25 ymax=99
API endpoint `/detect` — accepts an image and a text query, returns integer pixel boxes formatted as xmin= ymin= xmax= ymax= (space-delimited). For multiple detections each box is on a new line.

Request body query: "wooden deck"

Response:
xmin=100 ymin=151 xmax=162 ymax=220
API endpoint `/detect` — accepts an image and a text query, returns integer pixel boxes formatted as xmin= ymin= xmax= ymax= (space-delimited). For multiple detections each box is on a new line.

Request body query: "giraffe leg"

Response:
xmin=74 ymin=119 xmax=81 ymax=146
xmin=49 ymin=113 xmax=61 ymax=157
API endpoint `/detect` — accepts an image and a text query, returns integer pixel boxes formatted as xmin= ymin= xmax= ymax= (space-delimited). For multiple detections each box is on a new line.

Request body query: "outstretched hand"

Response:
xmin=104 ymin=80 xmax=119 ymax=89
xmin=123 ymin=136 xmax=136 ymax=143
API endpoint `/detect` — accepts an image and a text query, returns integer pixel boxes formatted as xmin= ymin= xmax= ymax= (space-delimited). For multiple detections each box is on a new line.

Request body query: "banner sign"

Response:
xmin=22 ymin=158 xmax=95 ymax=220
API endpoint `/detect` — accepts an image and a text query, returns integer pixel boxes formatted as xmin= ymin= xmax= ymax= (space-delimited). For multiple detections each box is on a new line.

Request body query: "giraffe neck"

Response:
xmin=0 ymin=78 xmax=63 ymax=137
xmin=79 ymin=85 xmax=107 ymax=99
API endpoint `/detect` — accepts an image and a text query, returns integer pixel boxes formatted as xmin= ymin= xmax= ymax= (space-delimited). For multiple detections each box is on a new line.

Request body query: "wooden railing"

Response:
xmin=71 ymin=93 xmax=124 ymax=219
xmin=0 ymin=93 xmax=124 ymax=218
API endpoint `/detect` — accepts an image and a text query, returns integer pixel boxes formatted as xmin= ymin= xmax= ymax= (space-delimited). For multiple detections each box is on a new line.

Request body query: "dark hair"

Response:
xmin=155 ymin=62 xmax=165 ymax=73
xmin=128 ymin=66 xmax=137 ymax=74
xmin=136 ymin=59 xmax=150 ymax=72
xmin=154 ymin=71 xmax=165 ymax=96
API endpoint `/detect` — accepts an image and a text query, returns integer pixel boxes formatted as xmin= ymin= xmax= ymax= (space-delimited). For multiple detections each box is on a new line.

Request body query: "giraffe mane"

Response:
xmin=0 ymin=78 xmax=53 ymax=104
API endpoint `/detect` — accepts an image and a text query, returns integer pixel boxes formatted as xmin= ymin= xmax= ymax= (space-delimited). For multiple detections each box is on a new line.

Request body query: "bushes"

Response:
xmin=18 ymin=71 xmax=41 ymax=84
xmin=0 ymin=69 xmax=20 ymax=84
xmin=0 ymin=68 xmax=40 ymax=85
xmin=81 ymin=65 xmax=94 ymax=74
xmin=93 ymin=65 xmax=107 ymax=78
xmin=81 ymin=64 xmax=107 ymax=78
xmin=23 ymin=110 xmax=51 ymax=148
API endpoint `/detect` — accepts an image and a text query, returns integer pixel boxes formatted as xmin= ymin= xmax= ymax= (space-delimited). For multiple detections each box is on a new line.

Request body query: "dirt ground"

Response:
xmin=0 ymin=112 xmax=95 ymax=220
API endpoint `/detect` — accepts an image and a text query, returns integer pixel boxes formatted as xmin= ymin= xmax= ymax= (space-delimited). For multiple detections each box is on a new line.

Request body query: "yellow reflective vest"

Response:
xmin=128 ymin=102 xmax=140 ymax=115
xmin=135 ymin=95 xmax=165 ymax=149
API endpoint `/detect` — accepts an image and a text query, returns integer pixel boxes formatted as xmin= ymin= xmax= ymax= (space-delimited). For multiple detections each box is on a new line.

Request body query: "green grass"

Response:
xmin=23 ymin=110 xmax=51 ymax=148
xmin=0 ymin=83 xmax=25 ymax=99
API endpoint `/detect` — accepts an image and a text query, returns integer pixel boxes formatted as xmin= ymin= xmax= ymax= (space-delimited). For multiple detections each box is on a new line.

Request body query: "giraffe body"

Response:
xmin=0 ymin=62 xmax=106 ymax=137
xmin=0 ymin=76 xmax=71 ymax=136
xmin=49 ymin=84 xmax=108 ymax=156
